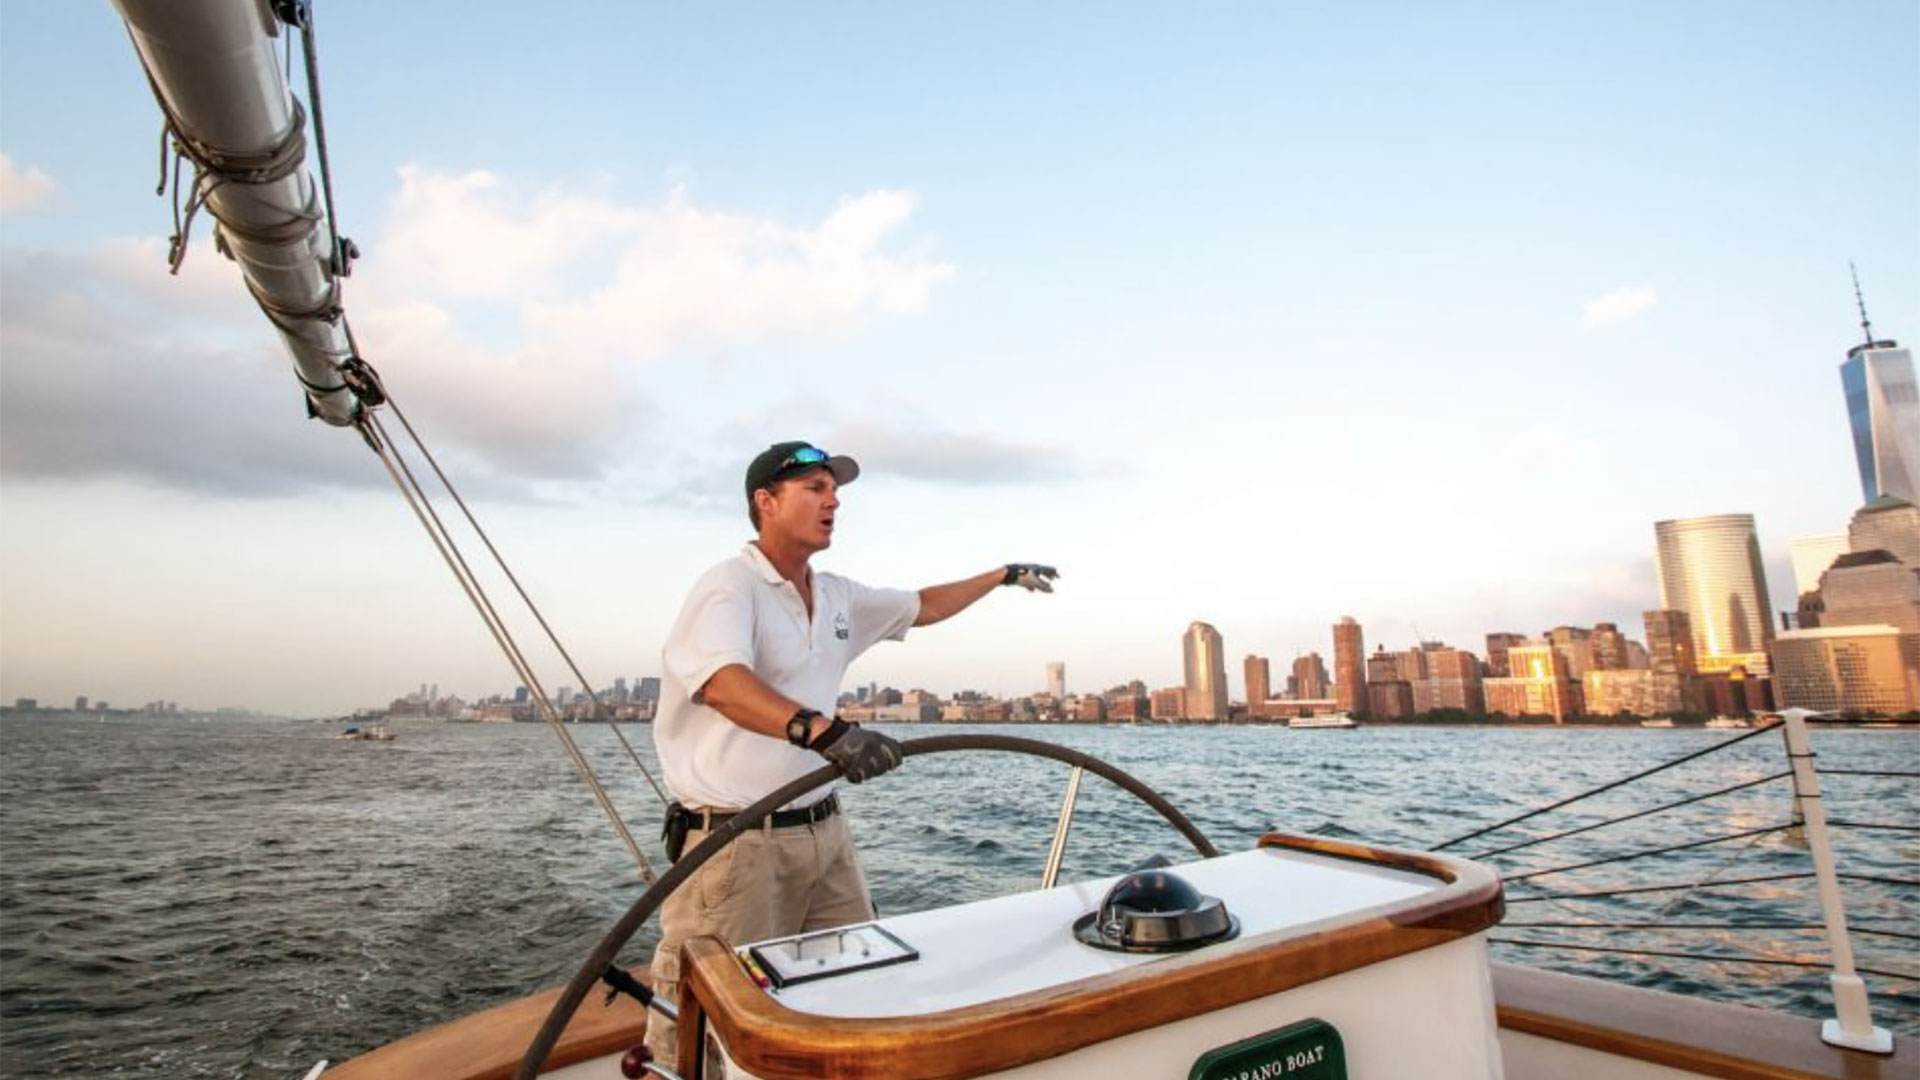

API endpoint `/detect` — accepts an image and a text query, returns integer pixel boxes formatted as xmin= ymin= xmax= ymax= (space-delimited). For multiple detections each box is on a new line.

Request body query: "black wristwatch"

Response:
xmin=785 ymin=708 xmax=823 ymax=747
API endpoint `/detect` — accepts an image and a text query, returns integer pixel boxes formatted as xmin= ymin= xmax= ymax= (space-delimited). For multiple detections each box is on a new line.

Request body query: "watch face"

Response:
xmin=788 ymin=717 xmax=809 ymax=745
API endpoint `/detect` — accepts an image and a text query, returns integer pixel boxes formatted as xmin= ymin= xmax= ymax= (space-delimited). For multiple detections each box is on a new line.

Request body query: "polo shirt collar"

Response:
xmin=741 ymin=542 xmax=789 ymax=585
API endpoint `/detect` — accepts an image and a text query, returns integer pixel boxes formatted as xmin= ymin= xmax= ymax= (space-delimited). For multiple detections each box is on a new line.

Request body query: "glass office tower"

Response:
xmin=1654 ymin=514 xmax=1776 ymax=675
xmin=1182 ymin=622 xmax=1229 ymax=720
xmin=1841 ymin=341 xmax=1920 ymax=505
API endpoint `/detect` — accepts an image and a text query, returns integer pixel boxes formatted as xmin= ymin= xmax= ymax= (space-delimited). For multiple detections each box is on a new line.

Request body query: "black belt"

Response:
xmin=677 ymin=793 xmax=840 ymax=832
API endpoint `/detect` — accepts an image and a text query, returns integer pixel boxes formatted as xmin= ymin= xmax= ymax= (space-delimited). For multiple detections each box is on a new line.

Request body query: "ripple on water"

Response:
xmin=1 ymin=716 xmax=1914 ymax=1079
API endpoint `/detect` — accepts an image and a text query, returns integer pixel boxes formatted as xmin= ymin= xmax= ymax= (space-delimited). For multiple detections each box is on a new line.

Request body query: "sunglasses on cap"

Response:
xmin=778 ymin=446 xmax=833 ymax=472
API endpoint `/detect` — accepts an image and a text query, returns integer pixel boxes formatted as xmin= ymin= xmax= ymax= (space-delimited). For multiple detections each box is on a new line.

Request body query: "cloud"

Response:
xmin=0 ymin=248 xmax=378 ymax=497
xmin=0 ymin=171 xmax=955 ymax=497
xmin=1583 ymin=286 xmax=1657 ymax=326
xmin=828 ymin=416 xmax=1083 ymax=486
xmin=0 ymin=154 xmax=54 ymax=213
xmin=634 ymin=404 xmax=1084 ymax=513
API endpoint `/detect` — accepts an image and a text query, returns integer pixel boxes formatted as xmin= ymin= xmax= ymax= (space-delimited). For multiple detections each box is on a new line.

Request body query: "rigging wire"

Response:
xmin=376 ymin=392 xmax=668 ymax=807
xmin=362 ymin=411 xmax=655 ymax=883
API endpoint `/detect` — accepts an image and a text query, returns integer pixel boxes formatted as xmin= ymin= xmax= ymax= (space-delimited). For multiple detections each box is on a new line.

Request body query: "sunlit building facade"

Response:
xmin=1292 ymin=652 xmax=1331 ymax=700
xmin=1333 ymin=617 xmax=1366 ymax=715
xmin=1483 ymin=642 xmax=1580 ymax=721
xmin=1244 ymin=655 xmax=1271 ymax=717
xmin=1182 ymin=622 xmax=1229 ymax=720
xmin=1841 ymin=341 xmax=1920 ymax=506
xmin=1848 ymin=496 xmax=1920 ymax=568
xmin=1046 ymin=662 xmax=1066 ymax=701
xmin=1772 ymin=625 xmax=1919 ymax=715
xmin=1654 ymin=514 xmax=1775 ymax=675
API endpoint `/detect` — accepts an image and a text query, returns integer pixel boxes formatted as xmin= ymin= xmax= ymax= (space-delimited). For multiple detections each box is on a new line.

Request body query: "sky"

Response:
xmin=1 ymin=2 xmax=1916 ymax=717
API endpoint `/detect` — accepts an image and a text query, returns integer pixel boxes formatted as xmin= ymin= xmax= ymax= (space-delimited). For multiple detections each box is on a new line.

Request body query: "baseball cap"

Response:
xmin=744 ymin=441 xmax=860 ymax=500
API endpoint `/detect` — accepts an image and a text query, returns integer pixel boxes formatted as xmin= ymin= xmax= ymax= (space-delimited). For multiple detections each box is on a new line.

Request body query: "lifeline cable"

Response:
xmin=1502 ymin=823 xmax=1795 ymax=883
xmin=1431 ymin=723 xmax=1776 ymax=851
xmin=1469 ymin=771 xmax=1792 ymax=859
xmin=1488 ymin=939 xmax=1920 ymax=983
xmin=1504 ymin=871 xmax=1916 ymax=903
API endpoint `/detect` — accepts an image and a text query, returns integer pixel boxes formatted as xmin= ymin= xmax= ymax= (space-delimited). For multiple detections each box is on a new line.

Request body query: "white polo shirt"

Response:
xmin=655 ymin=543 xmax=920 ymax=810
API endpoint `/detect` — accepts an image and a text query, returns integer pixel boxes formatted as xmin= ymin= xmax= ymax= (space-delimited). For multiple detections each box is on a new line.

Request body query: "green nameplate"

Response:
xmin=1190 ymin=1018 xmax=1346 ymax=1080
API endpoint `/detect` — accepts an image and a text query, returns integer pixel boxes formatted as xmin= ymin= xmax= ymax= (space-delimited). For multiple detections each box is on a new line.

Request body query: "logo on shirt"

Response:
xmin=833 ymin=612 xmax=850 ymax=640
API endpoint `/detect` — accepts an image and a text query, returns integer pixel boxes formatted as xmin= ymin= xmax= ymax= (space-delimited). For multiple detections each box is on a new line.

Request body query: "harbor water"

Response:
xmin=1 ymin=714 xmax=1914 ymax=1078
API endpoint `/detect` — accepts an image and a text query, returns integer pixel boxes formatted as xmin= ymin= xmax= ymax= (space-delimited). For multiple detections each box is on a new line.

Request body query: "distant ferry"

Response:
xmin=1705 ymin=716 xmax=1751 ymax=729
xmin=1288 ymin=713 xmax=1358 ymax=730
xmin=1640 ymin=718 xmax=1675 ymax=728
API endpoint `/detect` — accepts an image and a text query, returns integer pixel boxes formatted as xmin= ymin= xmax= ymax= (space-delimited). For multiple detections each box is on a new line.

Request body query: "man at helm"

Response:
xmin=646 ymin=439 xmax=1058 ymax=1061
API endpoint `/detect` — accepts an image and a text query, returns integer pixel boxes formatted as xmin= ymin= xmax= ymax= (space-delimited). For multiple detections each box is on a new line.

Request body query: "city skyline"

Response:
xmin=1 ymin=5 xmax=1915 ymax=715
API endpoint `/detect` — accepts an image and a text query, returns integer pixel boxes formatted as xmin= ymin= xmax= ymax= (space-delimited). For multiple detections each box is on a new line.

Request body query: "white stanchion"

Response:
xmin=1775 ymin=708 xmax=1893 ymax=1054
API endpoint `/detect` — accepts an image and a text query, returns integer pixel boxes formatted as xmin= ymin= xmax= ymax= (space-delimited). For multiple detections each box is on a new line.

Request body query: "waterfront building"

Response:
xmin=1773 ymin=625 xmax=1919 ymax=715
xmin=1149 ymin=687 xmax=1185 ymax=721
xmin=1366 ymin=648 xmax=1402 ymax=683
xmin=1046 ymin=662 xmax=1066 ymax=701
xmin=1654 ymin=514 xmax=1775 ymax=675
xmin=1643 ymin=608 xmax=1700 ymax=714
xmin=1818 ymin=551 xmax=1920 ymax=633
xmin=1484 ymin=642 xmax=1580 ymax=721
xmin=1244 ymin=655 xmax=1271 ymax=718
xmin=1367 ymin=681 xmax=1415 ymax=718
xmin=1333 ymin=617 xmax=1366 ymax=716
xmin=1074 ymin=695 xmax=1107 ymax=722
xmin=1484 ymin=632 xmax=1527 ymax=677
xmin=1624 ymin=640 xmax=1651 ymax=670
xmin=1413 ymin=643 xmax=1486 ymax=714
xmin=1546 ymin=626 xmax=1597 ymax=678
xmin=1848 ymin=496 xmax=1920 ymax=568
xmin=1182 ymin=622 xmax=1229 ymax=720
xmin=1841 ymin=338 xmax=1920 ymax=505
xmin=1292 ymin=652 xmax=1330 ymax=700
xmin=1582 ymin=670 xmax=1663 ymax=717
xmin=1791 ymin=533 xmax=1853 ymax=597
xmin=1591 ymin=623 xmax=1630 ymax=672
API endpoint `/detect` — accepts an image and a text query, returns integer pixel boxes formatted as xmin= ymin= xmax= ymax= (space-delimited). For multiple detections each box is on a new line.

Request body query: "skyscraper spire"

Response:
xmin=1851 ymin=261 xmax=1876 ymax=348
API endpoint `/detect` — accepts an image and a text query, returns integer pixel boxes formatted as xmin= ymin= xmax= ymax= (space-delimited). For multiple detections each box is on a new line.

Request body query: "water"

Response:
xmin=1 ymin=716 xmax=1913 ymax=1077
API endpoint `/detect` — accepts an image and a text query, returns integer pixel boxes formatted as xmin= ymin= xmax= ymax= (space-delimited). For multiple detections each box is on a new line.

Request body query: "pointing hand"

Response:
xmin=1002 ymin=564 xmax=1059 ymax=592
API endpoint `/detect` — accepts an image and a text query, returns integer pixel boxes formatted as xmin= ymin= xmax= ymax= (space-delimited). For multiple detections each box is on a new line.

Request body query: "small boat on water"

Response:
xmin=1706 ymin=716 xmax=1753 ymax=729
xmin=1640 ymin=718 xmax=1676 ymax=728
xmin=102 ymin=5 xmax=1913 ymax=1078
xmin=334 ymin=724 xmax=396 ymax=742
xmin=1287 ymin=713 xmax=1358 ymax=730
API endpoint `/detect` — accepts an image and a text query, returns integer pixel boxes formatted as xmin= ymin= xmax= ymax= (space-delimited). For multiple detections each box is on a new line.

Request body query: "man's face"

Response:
xmin=757 ymin=467 xmax=840 ymax=551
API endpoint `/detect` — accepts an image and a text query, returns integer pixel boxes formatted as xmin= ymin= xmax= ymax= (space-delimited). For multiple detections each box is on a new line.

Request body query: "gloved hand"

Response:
xmin=1003 ymin=563 xmax=1059 ymax=592
xmin=809 ymin=718 xmax=904 ymax=783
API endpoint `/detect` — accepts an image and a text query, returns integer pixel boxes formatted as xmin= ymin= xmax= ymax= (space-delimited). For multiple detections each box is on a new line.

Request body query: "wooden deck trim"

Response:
xmin=1493 ymin=962 xmax=1917 ymax=1080
xmin=679 ymin=831 xmax=1503 ymax=1080
xmin=320 ymin=981 xmax=651 ymax=1080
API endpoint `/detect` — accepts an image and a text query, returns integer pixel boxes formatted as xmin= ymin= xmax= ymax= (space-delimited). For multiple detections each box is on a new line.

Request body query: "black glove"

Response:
xmin=809 ymin=718 xmax=903 ymax=783
xmin=1002 ymin=563 xmax=1059 ymax=592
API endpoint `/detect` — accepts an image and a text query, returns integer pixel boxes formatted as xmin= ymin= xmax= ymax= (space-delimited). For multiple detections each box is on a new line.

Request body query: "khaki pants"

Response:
xmin=645 ymin=809 xmax=873 ymax=1065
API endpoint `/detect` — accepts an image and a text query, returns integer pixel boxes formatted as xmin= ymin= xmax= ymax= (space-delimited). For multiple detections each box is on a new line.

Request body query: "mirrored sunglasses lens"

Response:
xmin=786 ymin=447 xmax=830 ymax=467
